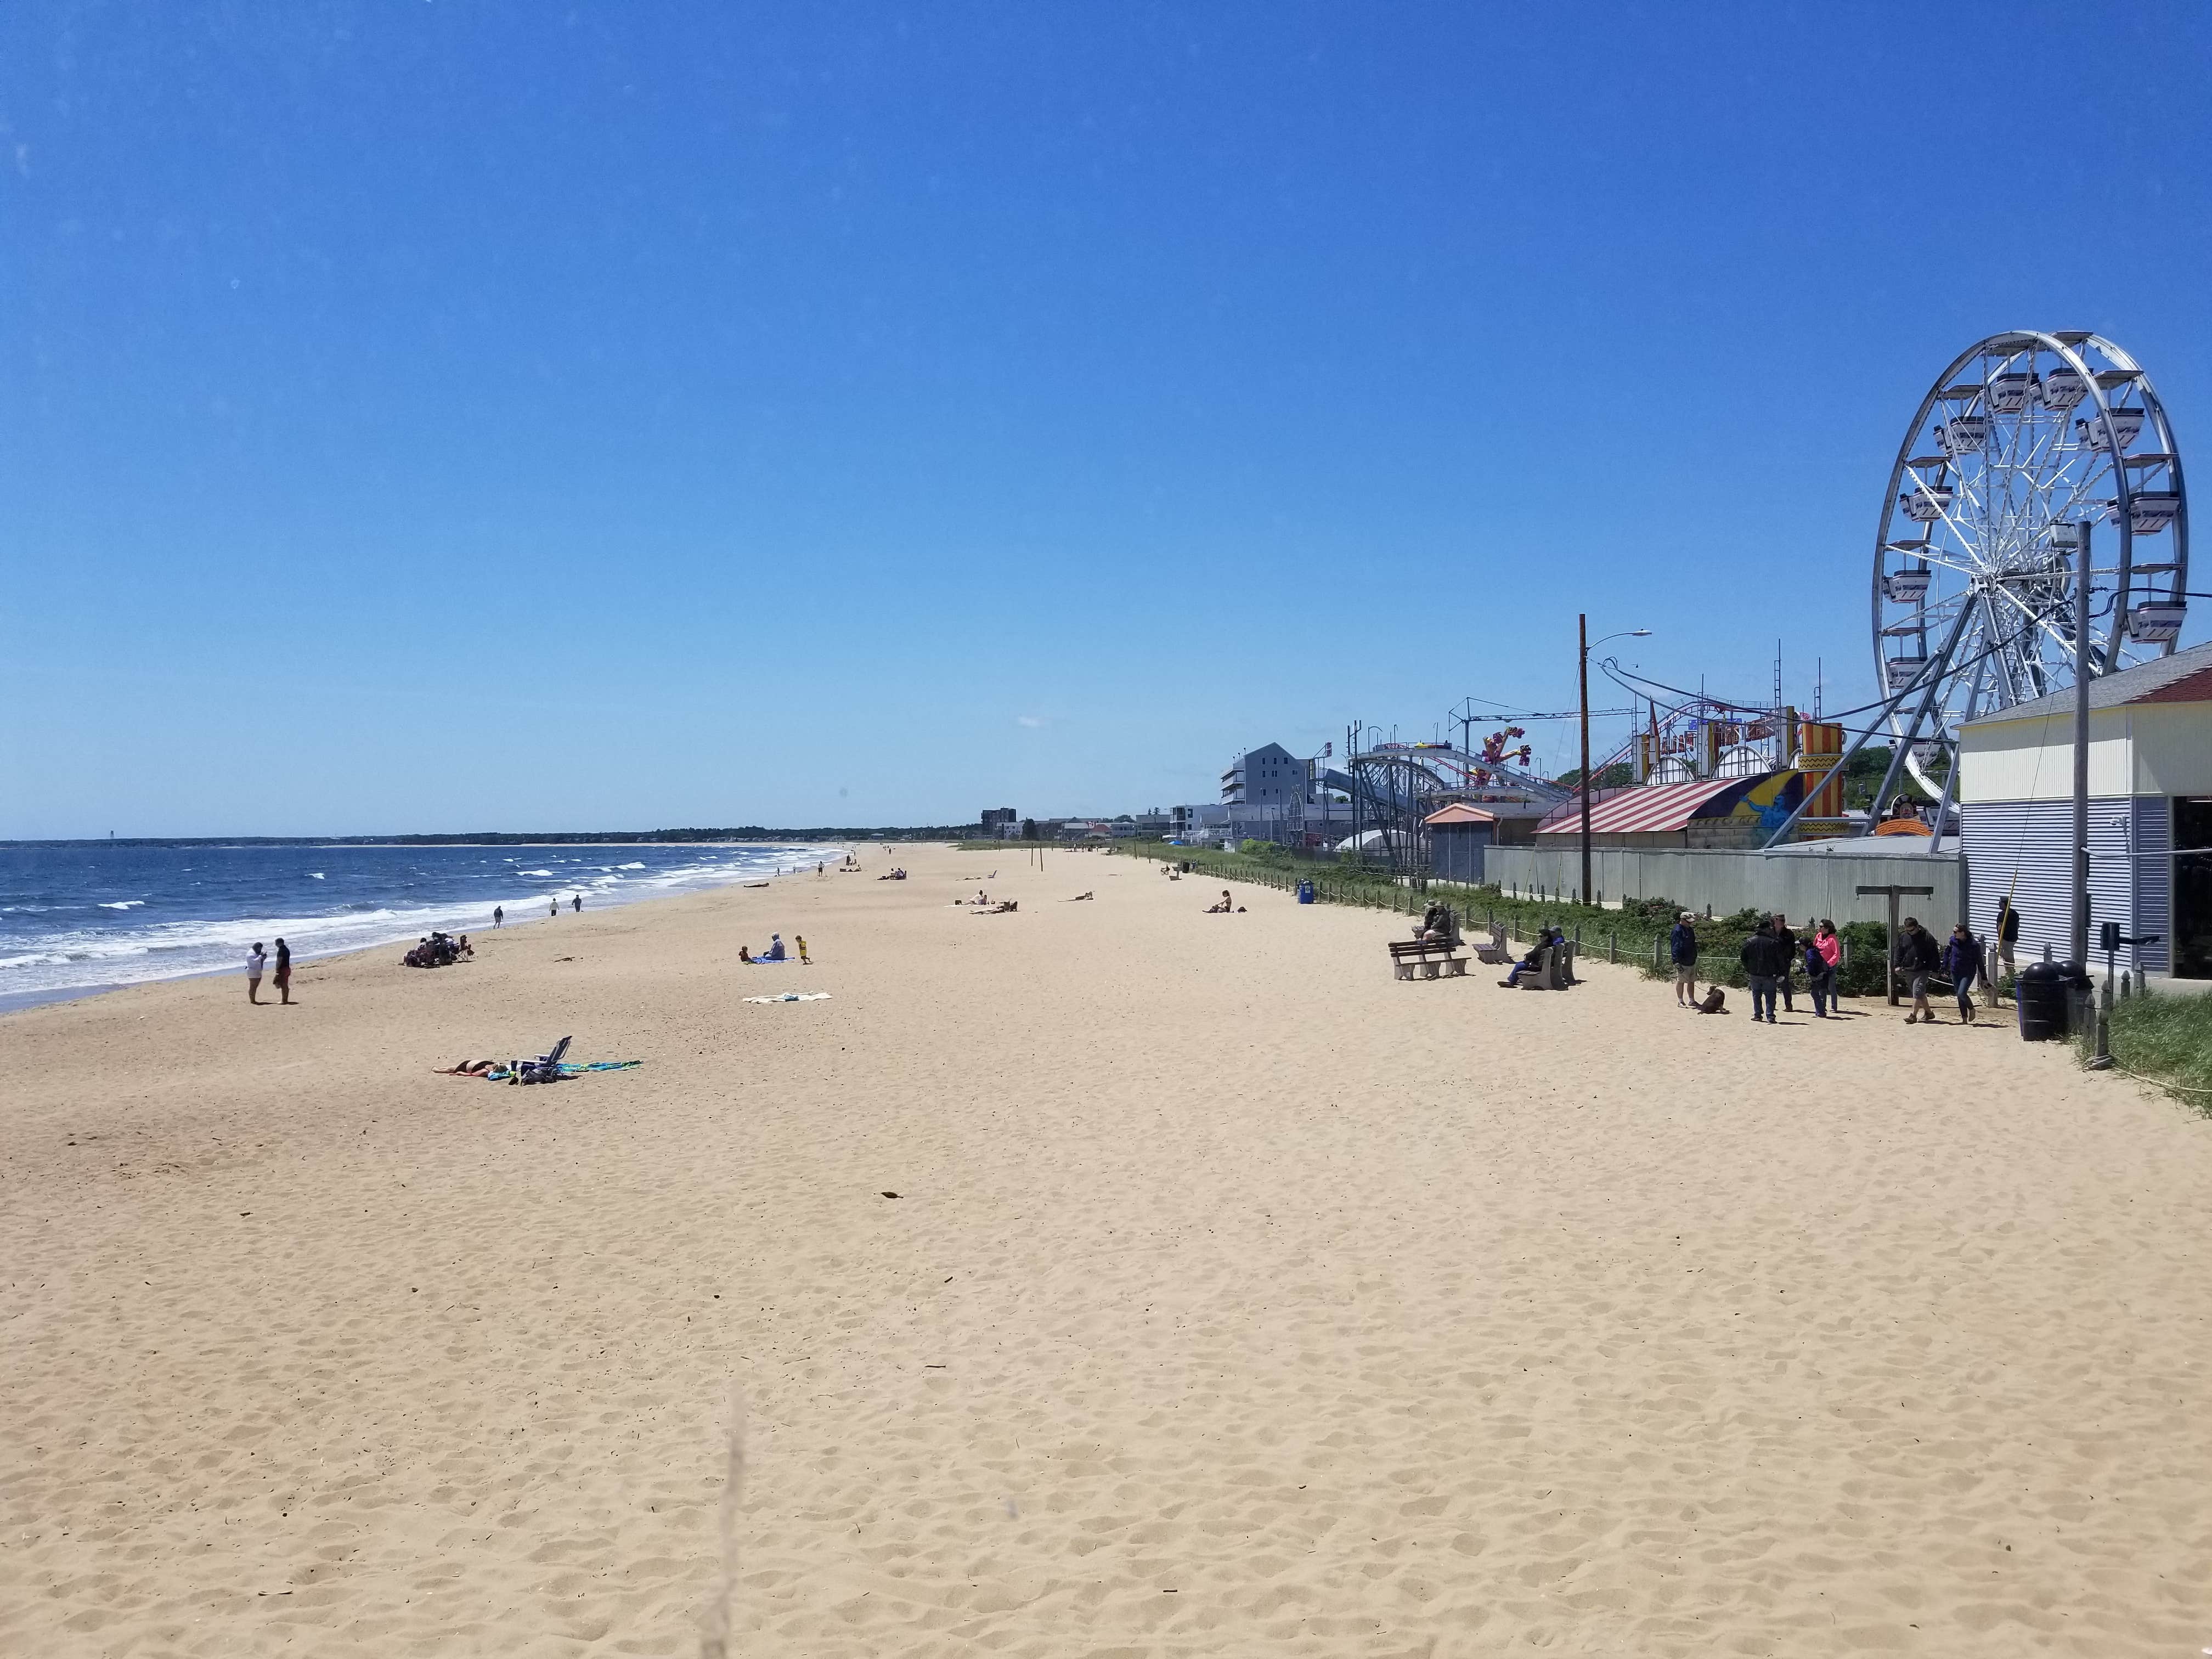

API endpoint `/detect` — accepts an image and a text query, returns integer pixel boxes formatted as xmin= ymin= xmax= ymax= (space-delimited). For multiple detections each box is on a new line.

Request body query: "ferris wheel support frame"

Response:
xmin=1858 ymin=601 xmax=1977 ymax=837
xmin=1754 ymin=641 xmax=1958 ymax=850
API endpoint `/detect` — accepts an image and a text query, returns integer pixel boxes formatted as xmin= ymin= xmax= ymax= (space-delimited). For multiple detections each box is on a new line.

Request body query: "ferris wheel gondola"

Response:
xmin=1871 ymin=332 xmax=2189 ymax=797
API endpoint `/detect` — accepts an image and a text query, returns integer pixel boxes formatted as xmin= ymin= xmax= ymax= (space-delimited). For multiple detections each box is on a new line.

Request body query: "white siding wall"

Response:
xmin=2132 ymin=704 xmax=2212 ymax=797
xmin=1959 ymin=710 xmax=2135 ymax=803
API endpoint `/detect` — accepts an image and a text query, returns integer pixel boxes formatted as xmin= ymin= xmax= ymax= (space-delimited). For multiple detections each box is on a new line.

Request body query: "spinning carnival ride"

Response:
xmin=1874 ymin=331 xmax=2188 ymax=798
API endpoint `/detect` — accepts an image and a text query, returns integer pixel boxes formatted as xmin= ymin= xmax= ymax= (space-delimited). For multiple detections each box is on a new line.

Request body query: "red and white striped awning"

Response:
xmin=1534 ymin=776 xmax=1745 ymax=836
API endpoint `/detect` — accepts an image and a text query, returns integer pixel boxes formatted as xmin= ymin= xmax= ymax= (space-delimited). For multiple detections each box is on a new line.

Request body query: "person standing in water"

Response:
xmin=572 ymin=893 xmax=583 ymax=913
xmin=273 ymin=938 xmax=292 ymax=1006
xmin=245 ymin=942 xmax=266 ymax=1005
xmin=493 ymin=905 xmax=504 ymax=928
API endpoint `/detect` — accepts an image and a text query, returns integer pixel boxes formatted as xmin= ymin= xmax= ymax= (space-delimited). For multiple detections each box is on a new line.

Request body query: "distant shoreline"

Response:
xmin=3 ymin=829 xmax=978 ymax=849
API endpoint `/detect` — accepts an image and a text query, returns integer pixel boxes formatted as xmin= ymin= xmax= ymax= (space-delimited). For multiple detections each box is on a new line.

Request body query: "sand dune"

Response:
xmin=5 ymin=843 xmax=2211 ymax=1656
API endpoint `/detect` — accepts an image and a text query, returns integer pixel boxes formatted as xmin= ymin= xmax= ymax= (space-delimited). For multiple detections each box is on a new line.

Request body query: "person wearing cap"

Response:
xmin=1668 ymin=910 xmax=1699 ymax=1007
xmin=1899 ymin=916 xmax=1941 ymax=1023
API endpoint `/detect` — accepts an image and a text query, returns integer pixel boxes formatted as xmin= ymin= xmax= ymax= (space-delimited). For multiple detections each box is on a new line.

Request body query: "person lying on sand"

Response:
xmin=1067 ymin=891 xmax=1094 ymax=901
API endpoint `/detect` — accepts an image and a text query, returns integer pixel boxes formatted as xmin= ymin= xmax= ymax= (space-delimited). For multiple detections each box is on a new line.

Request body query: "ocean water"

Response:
xmin=0 ymin=841 xmax=840 ymax=1011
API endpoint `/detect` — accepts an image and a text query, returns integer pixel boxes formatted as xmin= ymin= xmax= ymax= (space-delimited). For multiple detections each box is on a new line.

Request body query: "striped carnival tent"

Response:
xmin=1536 ymin=772 xmax=1807 ymax=851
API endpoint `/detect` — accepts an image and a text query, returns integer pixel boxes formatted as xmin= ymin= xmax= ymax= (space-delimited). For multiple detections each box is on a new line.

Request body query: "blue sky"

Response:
xmin=4 ymin=2 xmax=2208 ymax=836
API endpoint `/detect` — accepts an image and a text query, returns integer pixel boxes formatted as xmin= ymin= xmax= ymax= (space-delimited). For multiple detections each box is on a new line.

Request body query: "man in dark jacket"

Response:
xmin=1771 ymin=913 xmax=1799 ymax=1012
xmin=1943 ymin=923 xmax=1985 ymax=1025
xmin=1995 ymin=896 xmax=2021 ymax=981
xmin=1898 ymin=916 xmax=1942 ymax=1023
xmin=1670 ymin=911 xmax=1699 ymax=1007
xmin=1740 ymin=920 xmax=1787 ymax=1023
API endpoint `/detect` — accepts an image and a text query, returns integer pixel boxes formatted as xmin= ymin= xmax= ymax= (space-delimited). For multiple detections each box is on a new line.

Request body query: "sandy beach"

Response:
xmin=5 ymin=841 xmax=2211 ymax=1657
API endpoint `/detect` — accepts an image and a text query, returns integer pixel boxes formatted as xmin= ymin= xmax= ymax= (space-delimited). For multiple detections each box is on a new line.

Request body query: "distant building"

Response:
xmin=1424 ymin=803 xmax=1499 ymax=883
xmin=1221 ymin=743 xmax=1312 ymax=808
xmin=980 ymin=808 xmax=1018 ymax=835
xmin=1960 ymin=639 xmax=2212 ymax=980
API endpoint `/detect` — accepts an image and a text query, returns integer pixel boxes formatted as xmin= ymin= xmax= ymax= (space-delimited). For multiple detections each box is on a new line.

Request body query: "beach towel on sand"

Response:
xmin=439 ymin=1059 xmax=643 ymax=1081
xmin=742 ymin=992 xmax=832 ymax=1004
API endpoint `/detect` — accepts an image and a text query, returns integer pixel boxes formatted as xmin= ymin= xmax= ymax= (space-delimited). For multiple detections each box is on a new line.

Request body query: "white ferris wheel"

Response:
xmin=1873 ymin=330 xmax=2188 ymax=797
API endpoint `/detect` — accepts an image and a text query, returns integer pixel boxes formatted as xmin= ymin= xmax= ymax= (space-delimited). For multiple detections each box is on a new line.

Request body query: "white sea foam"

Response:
xmin=2 ymin=844 xmax=842 ymax=1004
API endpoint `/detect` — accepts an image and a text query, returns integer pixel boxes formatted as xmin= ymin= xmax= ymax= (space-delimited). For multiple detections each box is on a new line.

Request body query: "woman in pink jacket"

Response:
xmin=1806 ymin=919 xmax=1842 ymax=1018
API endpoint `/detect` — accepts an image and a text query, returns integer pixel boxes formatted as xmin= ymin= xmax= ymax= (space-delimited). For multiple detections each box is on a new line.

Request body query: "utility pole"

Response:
xmin=1578 ymin=613 xmax=1593 ymax=907
xmin=2071 ymin=521 xmax=2092 ymax=966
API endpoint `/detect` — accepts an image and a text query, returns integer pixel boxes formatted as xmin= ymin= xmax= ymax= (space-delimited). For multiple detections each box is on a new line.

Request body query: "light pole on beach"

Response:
xmin=1578 ymin=618 xmax=1651 ymax=906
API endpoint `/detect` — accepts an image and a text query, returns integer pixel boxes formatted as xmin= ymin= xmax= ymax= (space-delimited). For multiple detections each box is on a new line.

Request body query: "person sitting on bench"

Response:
xmin=1417 ymin=900 xmax=1452 ymax=942
xmin=1504 ymin=927 xmax=1561 ymax=988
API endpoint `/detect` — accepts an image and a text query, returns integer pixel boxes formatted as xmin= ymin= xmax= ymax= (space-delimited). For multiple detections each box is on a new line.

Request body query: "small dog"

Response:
xmin=1695 ymin=984 xmax=1728 ymax=1014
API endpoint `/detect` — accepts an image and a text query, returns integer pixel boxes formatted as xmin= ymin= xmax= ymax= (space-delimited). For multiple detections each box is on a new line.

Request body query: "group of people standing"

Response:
xmin=243 ymin=939 xmax=291 ymax=1005
xmin=1668 ymin=909 xmax=1994 ymax=1025
xmin=1671 ymin=911 xmax=1844 ymax=1023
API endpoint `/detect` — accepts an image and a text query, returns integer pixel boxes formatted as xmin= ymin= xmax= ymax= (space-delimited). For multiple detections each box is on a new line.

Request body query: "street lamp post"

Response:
xmin=1579 ymin=617 xmax=1652 ymax=906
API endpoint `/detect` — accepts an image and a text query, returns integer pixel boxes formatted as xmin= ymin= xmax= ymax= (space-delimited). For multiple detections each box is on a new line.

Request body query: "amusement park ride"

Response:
xmin=1329 ymin=330 xmax=2190 ymax=880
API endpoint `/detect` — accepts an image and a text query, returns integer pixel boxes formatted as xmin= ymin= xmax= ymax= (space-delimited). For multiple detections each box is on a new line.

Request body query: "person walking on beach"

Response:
xmin=1943 ymin=923 xmax=1985 ymax=1026
xmin=1740 ymin=919 xmax=1786 ymax=1023
xmin=1995 ymin=895 xmax=2020 ymax=983
xmin=1670 ymin=911 xmax=1699 ymax=1007
xmin=1898 ymin=916 xmax=1940 ymax=1023
xmin=572 ymin=893 xmax=583 ymax=913
xmin=796 ymin=934 xmax=810 ymax=965
xmin=550 ymin=899 xmax=559 ymax=918
xmin=273 ymin=938 xmax=292 ymax=1006
xmin=245 ymin=942 xmax=267 ymax=1005
xmin=493 ymin=905 xmax=504 ymax=928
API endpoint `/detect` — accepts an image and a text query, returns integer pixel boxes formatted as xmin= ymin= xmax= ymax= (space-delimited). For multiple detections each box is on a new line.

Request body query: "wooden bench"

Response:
xmin=1472 ymin=924 xmax=1511 ymax=964
xmin=1389 ymin=938 xmax=1468 ymax=981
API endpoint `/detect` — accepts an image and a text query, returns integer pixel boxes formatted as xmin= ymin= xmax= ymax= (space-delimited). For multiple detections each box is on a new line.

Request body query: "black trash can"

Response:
xmin=2016 ymin=960 xmax=2089 ymax=1041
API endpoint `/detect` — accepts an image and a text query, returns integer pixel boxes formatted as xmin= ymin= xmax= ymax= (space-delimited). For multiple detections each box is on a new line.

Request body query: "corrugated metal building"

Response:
xmin=1958 ymin=640 xmax=2212 ymax=979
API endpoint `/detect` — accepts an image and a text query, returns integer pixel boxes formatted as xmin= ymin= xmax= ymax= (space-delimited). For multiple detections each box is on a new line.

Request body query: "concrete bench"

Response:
xmin=1503 ymin=941 xmax=1578 ymax=990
